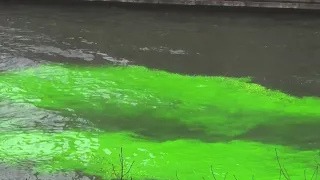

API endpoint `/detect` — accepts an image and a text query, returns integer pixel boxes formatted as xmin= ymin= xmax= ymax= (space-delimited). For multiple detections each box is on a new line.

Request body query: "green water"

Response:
xmin=0 ymin=63 xmax=320 ymax=179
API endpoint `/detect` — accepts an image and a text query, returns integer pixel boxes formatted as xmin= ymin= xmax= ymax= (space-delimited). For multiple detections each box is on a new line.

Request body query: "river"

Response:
xmin=0 ymin=2 xmax=320 ymax=180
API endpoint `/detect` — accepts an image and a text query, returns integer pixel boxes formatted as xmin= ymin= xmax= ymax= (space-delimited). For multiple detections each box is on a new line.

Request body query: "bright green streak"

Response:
xmin=1 ymin=64 xmax=319 ymax=136
xmin=0 ymin=130 xmax=318 ymax=180
xmin=0 ymin=63 xmax=320 ymax=179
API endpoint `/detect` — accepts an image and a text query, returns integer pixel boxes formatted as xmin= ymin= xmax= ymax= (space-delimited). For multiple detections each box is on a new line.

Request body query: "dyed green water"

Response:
xmin=0 ymin=63 xmax=320 ymax=179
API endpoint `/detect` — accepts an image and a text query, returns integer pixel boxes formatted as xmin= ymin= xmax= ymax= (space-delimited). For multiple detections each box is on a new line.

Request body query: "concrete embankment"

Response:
xmin=84 ymin=0 xmax=320 ymax=10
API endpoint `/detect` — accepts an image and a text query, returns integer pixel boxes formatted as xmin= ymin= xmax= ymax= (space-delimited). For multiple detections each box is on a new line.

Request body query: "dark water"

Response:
xmin=1 ymin=3 xmax=320 ymax=179
xmin=1 ymin=3 xmax=320 ymax=97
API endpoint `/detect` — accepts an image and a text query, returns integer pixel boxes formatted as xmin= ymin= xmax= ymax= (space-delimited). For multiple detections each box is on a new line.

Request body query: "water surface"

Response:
xmin=0 ymin=3 xmax=320 ymax=180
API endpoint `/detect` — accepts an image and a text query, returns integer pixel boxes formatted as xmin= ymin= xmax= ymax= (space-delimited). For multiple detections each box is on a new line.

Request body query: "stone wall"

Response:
xmin=84 ymin=0 xmax=320 ymax=9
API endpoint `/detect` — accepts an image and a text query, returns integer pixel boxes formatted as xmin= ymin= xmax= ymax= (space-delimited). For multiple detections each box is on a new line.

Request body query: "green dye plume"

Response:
xmin=0 ymin=63 xmax=320 ymax=179
xmin=0 ymin=130 xmax=318 ymax=180
xmin=0 ymin=63 xmax=320 ymax=139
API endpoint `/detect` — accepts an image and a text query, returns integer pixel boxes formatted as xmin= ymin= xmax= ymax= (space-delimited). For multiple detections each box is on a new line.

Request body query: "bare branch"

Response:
xmin=120 ymin=147 xmax=124 ymax=180
xmin=275 ymin=148 xmax=291 ymax=180
xmin=176 ymin=171 xmax=180 ymax=180
xmin=111 ymin=163 xmax=119 ymax=179
xmin=210 ymin=165 xmax=217 ymax=180
xmin=124 ymin=161 xmax=135 ymax=177
xmin=304 ymin=169 xmax=307 ymax=180
xmin=233 ymin=175 xmax=238 ymax=180
xmin=110 ymin=147 xmax=135 ymax=180
xmin=223 ymin=172 xmax=228 ymax=180
xmin=315 ymin=165 xmax=319 ymax=180
xmin=279 ymin=169 xmax=282 ymax=180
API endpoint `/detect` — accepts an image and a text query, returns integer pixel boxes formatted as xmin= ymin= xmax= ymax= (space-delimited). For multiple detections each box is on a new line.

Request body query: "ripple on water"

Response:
xmin=29 ymin=46 xmax=95 ymax=61
xmin=0 ymin=24 xmax=131 ymax=67
xmin=0 ymin=100 xmax=96 ymax=133
xmin=0 ymin=164 xmax=99 ymax=180
xmin=0 ymin=55 xmax=36 ymax=71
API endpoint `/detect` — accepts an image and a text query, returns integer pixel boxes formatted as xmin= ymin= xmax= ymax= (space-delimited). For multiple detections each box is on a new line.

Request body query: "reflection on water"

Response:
xmin=1 ymin=2 xmax=320 ymax=180
xmin=0 ymin=100 xmax=94 ymax=132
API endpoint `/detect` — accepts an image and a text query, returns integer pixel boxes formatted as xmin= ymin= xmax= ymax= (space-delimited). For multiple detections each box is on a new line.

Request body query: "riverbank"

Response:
xmin=4 ymin=0 xmax=320 ymax=11
xmin=88 ymin=0 xmax=320 ymax=10
xmin=3 ymin=1 xmax=320 ymax=16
